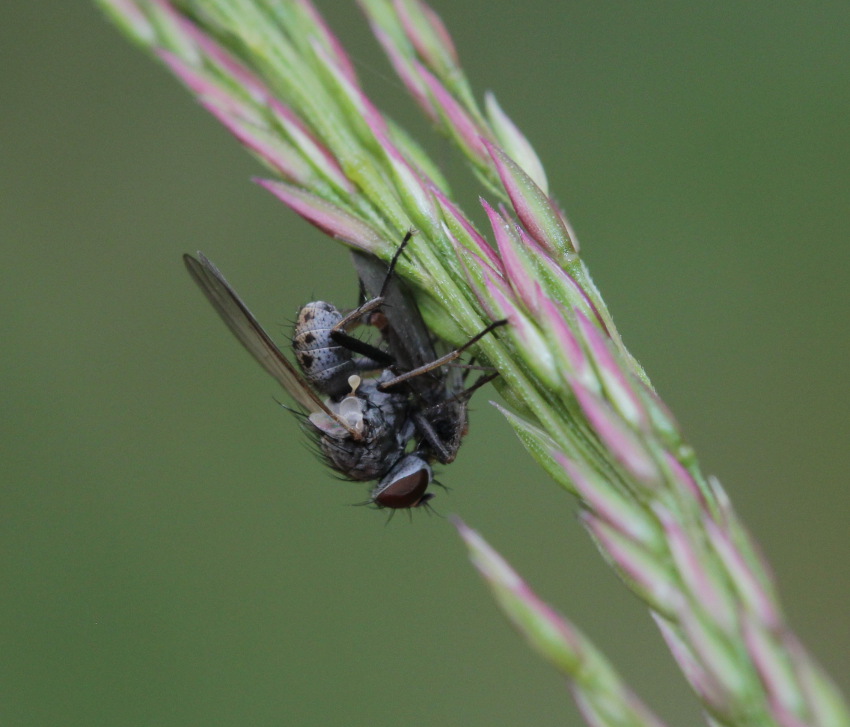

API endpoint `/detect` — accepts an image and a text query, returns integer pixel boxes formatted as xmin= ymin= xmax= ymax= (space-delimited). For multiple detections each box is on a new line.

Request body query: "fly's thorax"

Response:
xmin=340 ymin=376 xmax=409 ymax=445
xmin=293 ymin=301 xmax=356 ymax=398
xmin=307 ymin=374 xmax=413 ymax=483
xmin=368 ymin=369 xmax=410 ymax=414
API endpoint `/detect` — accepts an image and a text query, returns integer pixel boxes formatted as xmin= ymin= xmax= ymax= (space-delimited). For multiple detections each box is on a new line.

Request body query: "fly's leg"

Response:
xmin=326 ymin=231 xmax=417 ymax=369
xmin=378 ymin=319 xmax=507 ymax=391
xmin=330 ymin=333 xmax=394 ymax=370
xmin=455 ymin=370 xmax=500 ymax=397
xmin=331 ymin=230 xmax=414 ymax=334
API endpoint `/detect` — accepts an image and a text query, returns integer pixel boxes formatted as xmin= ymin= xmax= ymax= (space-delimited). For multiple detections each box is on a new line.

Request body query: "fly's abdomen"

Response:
xmin=293 ymin=301 xmax=356 ymax=398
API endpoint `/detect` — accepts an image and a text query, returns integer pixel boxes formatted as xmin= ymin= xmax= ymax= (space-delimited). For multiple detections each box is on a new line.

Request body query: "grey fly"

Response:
xmin=183 ymin=236 xmax=503 ymax=510
xmin=183 ymin=253 xmax=428 ymax=502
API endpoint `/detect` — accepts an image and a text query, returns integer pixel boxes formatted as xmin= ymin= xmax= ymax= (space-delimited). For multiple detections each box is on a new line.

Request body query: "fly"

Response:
xmin=183 ymin=234 xmax=504 ymax=510
xmin=183 ymin=253 xmax=421 ymax=497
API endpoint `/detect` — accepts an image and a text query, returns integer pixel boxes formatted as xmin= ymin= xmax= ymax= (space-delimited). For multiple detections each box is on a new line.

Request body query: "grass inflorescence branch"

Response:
xmin=97 ymin=1 xmax=849 ymax=725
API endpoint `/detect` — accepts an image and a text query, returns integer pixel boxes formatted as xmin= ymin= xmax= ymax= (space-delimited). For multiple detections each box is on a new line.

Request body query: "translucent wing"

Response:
xmin=184 ymin=252 xmax=346 ymax=425
xmin=351 ymin=248 xmax=473 ymax=465
xmin=350 ymin=250 xmax=437 ymax=375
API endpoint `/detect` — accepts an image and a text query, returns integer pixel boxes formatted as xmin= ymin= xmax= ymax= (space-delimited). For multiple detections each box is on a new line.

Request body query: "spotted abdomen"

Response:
xmin=293 ymin=301 xmax=357 ymax=399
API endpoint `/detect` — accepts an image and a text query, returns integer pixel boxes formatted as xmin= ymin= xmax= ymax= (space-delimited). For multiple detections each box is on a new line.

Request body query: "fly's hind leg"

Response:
xmin=378 ymin=320 xmax=507 ymax=392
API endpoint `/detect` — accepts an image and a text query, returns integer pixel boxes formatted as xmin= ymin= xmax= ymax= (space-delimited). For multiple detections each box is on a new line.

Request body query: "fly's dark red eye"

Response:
xmin=373 ymin=469 xmax=430 ymax=509
xmin=370 ymin=454 xmax=433 ymax=509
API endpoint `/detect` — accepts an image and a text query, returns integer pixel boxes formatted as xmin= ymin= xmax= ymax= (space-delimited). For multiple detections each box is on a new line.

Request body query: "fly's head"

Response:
xmin=369 ymin=454 xmax=434 ymax=509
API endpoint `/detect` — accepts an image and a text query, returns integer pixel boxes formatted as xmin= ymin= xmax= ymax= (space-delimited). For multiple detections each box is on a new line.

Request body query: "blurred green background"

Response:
xmin=2 ymin=2 xmax=848 ymax=725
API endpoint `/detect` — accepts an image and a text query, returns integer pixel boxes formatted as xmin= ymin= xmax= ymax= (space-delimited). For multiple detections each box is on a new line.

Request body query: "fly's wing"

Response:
xmin=184 ymin=252 xmax=346 ymax=425
xmin=350 ymin=250 xmax=437 ymax=376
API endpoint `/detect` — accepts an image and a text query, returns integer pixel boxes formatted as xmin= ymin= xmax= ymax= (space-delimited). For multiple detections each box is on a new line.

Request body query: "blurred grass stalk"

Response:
xmin=97 ymin=1 xmax=848 ymax=725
